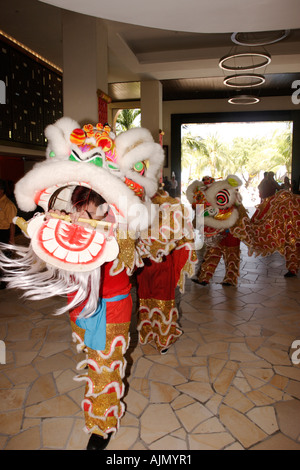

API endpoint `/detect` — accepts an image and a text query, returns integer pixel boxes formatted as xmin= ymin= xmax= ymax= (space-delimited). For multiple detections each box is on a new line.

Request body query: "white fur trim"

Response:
xmin=115 ymin=128 xmax=164 ymax=198
xmin=44 ymin=117 xmax=79 ymax=160
xmin=115 ymin=127 xmax=154 ymax=158
xmin=14 ymin=160 xmax=154 ymax=231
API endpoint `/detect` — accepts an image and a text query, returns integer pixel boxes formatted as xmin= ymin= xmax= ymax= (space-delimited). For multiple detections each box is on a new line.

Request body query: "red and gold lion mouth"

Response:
xmin=27 ymin=213 xmax=119 ymax=273
xmin=28 ymin=215 xmax=119 ymax=271
xmin=213 ymin=207 xmax=234 ymax=220
xmin=24 ymin=182 xmax=121 ymax=272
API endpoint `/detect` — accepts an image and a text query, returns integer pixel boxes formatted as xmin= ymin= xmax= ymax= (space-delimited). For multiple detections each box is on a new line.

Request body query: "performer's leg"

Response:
xmin=284 ymin=243 xmax=300 ymax=277
xmin=137 ymin=251 xmax=187 ymax=354
xmin=138 ymin=298 xmax=182 ymax=354
xmin=70 ymin=295 xmax=132 ymax=444
xmin=222 ymin=245 xmax=241 ymax=286
xmin=197 ymin=245 xmax=222 ymax=285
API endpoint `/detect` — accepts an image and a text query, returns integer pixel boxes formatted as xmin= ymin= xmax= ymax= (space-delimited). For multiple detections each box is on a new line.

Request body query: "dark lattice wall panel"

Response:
xmin=0 ymin=38 xmax=63 ymax=148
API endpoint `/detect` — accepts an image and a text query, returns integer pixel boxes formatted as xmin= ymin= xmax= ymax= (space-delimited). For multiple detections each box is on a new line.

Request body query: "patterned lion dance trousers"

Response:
xmin=136 ymin=248 xmax=191 ymax=353
xmin=198 ymin=232 xmax=241 ymax=286
xmin=68 ymin=264 xmax=132 ymax=438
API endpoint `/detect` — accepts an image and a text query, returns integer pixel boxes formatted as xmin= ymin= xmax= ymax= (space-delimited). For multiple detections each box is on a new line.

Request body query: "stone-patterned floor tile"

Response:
xmin=1 ymin=245 xmax=300 ymax=450
xmin=149 ymin=435 xmax=187 ymax=450
xmin=175 ymin=402 xmax=213 ymax=432
xmin=42 ymin=417 xmax=74 ymax=449
xmin=107 ymin=426 xmax=140 ymax=450
xmin=25 ymin=394 xmax=80 ymax=418
xmin=275 ymin=399 xmax=300 ymax=440
xmin=246 ymin=406 xmax=279 ymax=435
xmin=250 ymin=433 xmax=300 ymax=450
xmin=140 ymin=404 xmax=181 ymax=444
xmin=219 ymin=404 xmax=268 ymax=448
xmin=189 ymin=431 xmax=235 ymax=450
xmin=150 ymin=381 xmax=180 ymax=403
xmin=176 ymin=381 xmax=214 ymax=403
xmin=5 ymin=426 xmax=41 ymax=450
xmin=223 ymin=386 xmax=254 ymax=413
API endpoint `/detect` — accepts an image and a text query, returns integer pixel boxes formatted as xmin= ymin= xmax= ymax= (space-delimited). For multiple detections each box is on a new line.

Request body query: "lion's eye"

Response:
xmin=216 ymin=189 xmax=230 ymax=206
xmin=134 ymin=161 xmax=145 ymax=174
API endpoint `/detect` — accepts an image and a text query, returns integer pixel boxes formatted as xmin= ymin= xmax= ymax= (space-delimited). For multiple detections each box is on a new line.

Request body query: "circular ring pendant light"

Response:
xmin=231 ymin=30 xmax=290 ymax=46
xmin=219 ymin=29 xmax=285 ymax=105
xmin=219 ymin=52 xmax=271 ymax=71
xmin=224 ymin=73 xmax=265 ymax=88
xmin=228 ymin=95 xmax=260 ymax=105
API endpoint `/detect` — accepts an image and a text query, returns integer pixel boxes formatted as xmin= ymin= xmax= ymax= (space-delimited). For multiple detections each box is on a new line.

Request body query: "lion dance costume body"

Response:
xmin=232 ymin=189 xmax=300 ymax=277
xmin=186 ymin=175 xmax=247 ymax=286
xmin=0 ymin=117 xmax=196 ymax=449
xmin=187 ymin=176 xmax=299 ymax=283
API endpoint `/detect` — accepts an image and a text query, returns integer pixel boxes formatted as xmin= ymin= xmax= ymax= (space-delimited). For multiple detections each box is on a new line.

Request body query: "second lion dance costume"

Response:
xmin=187 ymin=176 xmax=300 ymax=283
xmin=0 ymin=117 xmax=196 ymax=450
xmin=187 ymin=175 xmax=248 ymax=286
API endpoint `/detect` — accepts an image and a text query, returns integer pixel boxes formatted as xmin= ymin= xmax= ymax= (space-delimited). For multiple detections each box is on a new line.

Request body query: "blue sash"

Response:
xmin=75 ymin=294 xmax=129 ymax=351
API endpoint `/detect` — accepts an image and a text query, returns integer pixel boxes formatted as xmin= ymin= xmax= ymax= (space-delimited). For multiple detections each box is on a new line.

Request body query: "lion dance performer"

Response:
xmin=0 ymin=117 xmax=196 ymax=449
xmin=186 ymin=175 xmax=248 ymax=286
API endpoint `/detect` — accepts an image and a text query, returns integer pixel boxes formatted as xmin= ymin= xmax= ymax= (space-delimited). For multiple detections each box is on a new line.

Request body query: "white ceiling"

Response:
xmin=40 ymin=0 xmax=300 ymax=34
xmin=1 ymin=0 xmax=300 ymax=101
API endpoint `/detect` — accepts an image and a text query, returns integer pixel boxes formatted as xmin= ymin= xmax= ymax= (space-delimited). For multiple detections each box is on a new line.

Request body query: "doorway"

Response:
xmin=171 ymin=110 xmax=300 ymax=198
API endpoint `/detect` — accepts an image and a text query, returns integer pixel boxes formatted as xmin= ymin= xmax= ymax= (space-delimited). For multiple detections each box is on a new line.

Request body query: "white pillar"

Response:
xmin=62 ymin=11 xmax=108 ymax=125
xmin=140 ymin=80 xmax=163 ymax=143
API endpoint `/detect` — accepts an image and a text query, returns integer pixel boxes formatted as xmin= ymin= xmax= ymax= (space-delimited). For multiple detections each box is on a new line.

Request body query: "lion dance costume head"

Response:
xmin=0 ymin=116 xmax=165 ymax=316
xmin=186 ymin=174 xmax=243 ymax=243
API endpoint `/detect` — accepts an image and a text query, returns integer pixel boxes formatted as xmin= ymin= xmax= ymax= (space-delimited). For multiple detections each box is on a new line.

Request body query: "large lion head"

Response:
xmin=186 ymin=174 xmax=243 ymax=239
xmin=14 ymin=117 xmax=164 ymax=272
xmin=2 ymin=117 xmax=165 ymax=316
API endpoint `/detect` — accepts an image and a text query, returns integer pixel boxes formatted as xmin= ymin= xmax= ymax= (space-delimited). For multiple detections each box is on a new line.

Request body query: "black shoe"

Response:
xmin=284 ymin=271 xmax=297 ymax=278
xmin=222 ymin=282 xmax=233 ymax=286
xmin=86 ymin=433 xmax=111 ymax=450
xmin=160 ymin=348 xmax=169 ymax=354
xmin=192 ymin=278 xmax=208 ymax=286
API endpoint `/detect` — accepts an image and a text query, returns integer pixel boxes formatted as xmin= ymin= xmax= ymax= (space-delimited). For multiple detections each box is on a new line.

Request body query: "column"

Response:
xmin=62 ymin=11 xmax=108 ymax=125
xmin=140 ymin=80 xmax=163 ymax=143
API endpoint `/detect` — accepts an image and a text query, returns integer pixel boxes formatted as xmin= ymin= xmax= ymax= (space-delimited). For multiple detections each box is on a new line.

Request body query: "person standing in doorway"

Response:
xmin=258 ymin=171 xmax=281 ymax=200
xmin=258 ymin=172 xmax=269 ymax=201
xmin=170 ymin=172 xmax=178 ymax=198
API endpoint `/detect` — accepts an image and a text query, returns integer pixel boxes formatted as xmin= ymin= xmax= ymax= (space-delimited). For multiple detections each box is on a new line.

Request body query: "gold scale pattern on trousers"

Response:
xmin=137 ymin=298 xmax=182 ymax=353
xmin=71 ymin=320 xmax=130 ymax=438
xmin=198 ymin=245 xmax=240 ymax=285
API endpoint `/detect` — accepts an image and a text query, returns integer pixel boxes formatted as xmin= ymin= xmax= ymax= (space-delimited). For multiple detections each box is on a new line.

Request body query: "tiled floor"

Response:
xmin=0 ymin=242 xmax=300 ymax=450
